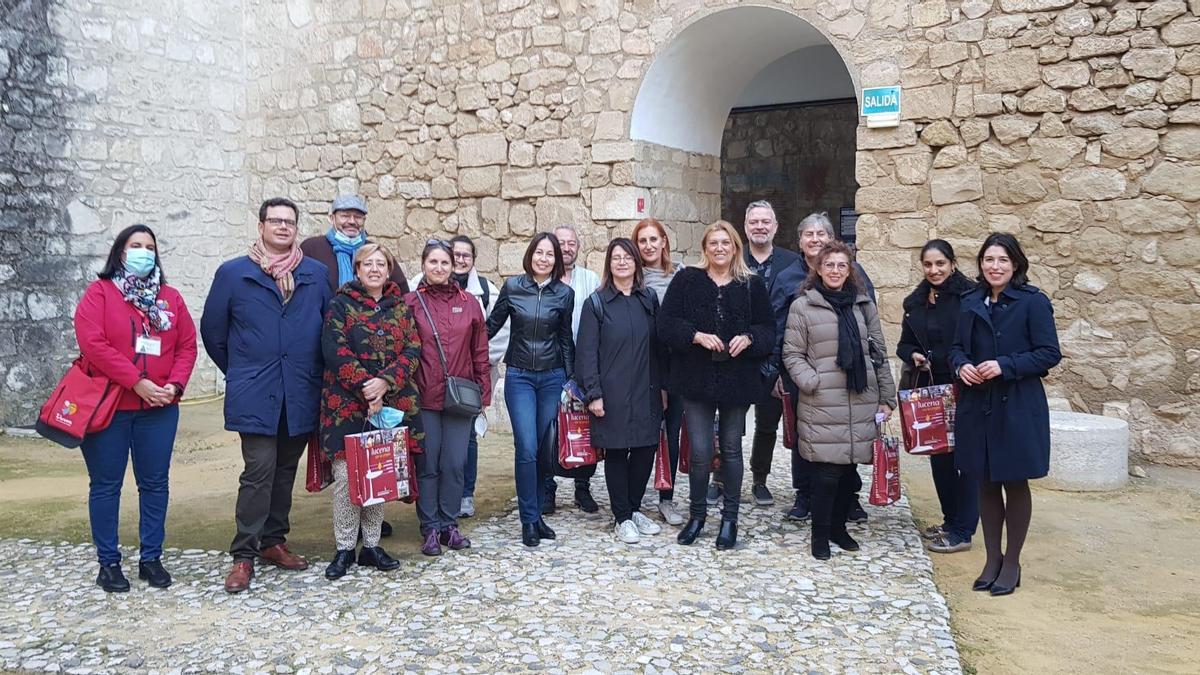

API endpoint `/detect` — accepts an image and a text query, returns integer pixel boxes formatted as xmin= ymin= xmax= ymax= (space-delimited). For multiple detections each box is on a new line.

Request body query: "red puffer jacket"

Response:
xmin=404 ymin=281 xmax=491 ymax=412
xmin=73 ymin=279 xmax=198 ymax=411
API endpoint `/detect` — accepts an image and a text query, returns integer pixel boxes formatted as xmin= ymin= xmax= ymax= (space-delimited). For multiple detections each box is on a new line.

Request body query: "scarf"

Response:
xmin=249 ymin=238 xmax=303 ymax=303
xmin=452 ymin=271 xmax=470 ymax=290
xmin=326 ymin=228 xmax=365 ymax=286
xmin=817 ymin=281 xmax=867 ymax=394
xmin=116 ymin=267 xmax=172 ymax=331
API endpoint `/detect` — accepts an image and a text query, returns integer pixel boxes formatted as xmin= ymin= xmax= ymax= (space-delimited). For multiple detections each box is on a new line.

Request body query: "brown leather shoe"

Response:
xmin=224 ymin=560 xmax=254 ymax=594
xmin=260 ymin=543 xmax=309 ymax=570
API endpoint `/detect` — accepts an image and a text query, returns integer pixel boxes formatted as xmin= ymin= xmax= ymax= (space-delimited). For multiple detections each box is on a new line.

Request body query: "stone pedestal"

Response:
xmin=1045 ymin=411 xmax=1129 ymax=492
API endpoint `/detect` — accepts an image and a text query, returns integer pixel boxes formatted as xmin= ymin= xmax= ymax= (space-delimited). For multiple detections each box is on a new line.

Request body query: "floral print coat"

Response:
xmin=319 ymin=280 xmax=422 ymax=459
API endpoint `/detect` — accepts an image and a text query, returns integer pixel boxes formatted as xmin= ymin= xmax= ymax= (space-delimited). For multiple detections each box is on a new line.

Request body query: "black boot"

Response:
xmin=97 ymin=563 xmax=130 ymax=593
xmin=574 ymin=484 xmax=599 ymax=513
xmin=522 ymin=522 xmax=540 ymax=547
xmin=535 ymin=518 xmax=556 ymax=540
xmin=830 ymin=476 xmax=860 ymax=551
xmin=358 ymin=546 xmax=401 ymax=571
xmin=810 ymin=466 xmax=837 ymax=561
xmin=677 ymin=518 xmax=704 ymax=545
xmin=325 ymin=549 xmax=356 ymax=579
xmin=542 ymin=483 xmax=557 ymax=515
xmin=138 ymin=559 xmax=172 ymax=588
xmin=715 ymin=519 xmax=737 ymax=550
xmin=380 ymin=520 xmax=394 ymax=538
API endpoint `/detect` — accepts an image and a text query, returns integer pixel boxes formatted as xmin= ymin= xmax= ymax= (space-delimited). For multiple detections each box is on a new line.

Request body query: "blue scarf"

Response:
xmin=326 ymin=228 xmax=366 ymax=286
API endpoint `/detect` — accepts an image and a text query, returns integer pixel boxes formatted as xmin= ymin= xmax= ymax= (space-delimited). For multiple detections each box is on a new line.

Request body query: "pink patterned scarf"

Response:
xmin=249 ymin=238 xmax=303 ymax=303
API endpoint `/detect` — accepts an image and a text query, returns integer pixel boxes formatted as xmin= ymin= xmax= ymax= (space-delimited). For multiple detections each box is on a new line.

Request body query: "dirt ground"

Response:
xmin=2 ymin=401 xmax=1198 ymax=673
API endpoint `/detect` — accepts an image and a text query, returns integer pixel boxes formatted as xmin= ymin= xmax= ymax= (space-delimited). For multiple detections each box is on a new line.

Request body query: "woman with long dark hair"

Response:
xmin=577 ymin=238 xmax=665 ymax=543
xmin=487 ymin=232 xmax=575 ymax=547
xmin=658 ymin=220 xmax=774 ymax=550
xmin=782 ymin=241 xmax=896 ymax=560
xmin=950 ymin=233 xmax=1061 ymax=596
xmin=631 ymin=218 xmax=684 ymax=526
xmin=897 ymin=240 xmax=978 ymax=554
xmin=75 ymin=224 xmax=198 ymax=591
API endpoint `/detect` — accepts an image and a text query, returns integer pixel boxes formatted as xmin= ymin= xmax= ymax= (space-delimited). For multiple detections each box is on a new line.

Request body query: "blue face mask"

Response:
xmin=369 ymin=407 xmax=404 ymax=429
xmin=332 ymin=229 xmax=366 ymax=247
xmin=123 ymin=248 xmax=157 ymax=278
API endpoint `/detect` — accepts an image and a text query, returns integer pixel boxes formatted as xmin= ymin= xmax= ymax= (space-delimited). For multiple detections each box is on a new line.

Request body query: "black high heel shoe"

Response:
xmin=972 ymin=575 xmax=997 ymax=592
xmin=677 ymin=518 xmax=704 ymax=545
xmin=990 ymin=570 xmax=1021 ymax=596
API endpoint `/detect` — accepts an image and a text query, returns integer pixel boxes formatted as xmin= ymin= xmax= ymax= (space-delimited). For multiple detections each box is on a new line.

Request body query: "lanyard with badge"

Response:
xmin=134 ymin=314 xmax=162 ymax=357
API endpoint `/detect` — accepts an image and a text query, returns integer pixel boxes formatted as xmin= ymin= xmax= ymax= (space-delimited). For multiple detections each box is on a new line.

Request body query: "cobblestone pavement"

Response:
xmin=0 ymin=465 xmax=959 ymax=674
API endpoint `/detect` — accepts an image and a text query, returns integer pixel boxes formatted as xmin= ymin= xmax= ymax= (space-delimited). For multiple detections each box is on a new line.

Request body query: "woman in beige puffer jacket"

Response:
xmin=783 ymin=241 xmax=896 ymax=560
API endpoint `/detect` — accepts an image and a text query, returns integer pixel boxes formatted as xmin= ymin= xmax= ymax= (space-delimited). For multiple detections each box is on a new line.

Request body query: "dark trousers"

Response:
xmin=750 ymin=396 xmax=782 ymax=483
xmin=658 ymin=392 xmax=684 ymax=502
xmin=930 ymin=452 xmax=980 ymax=540
xmin=80 ymin=405 xmax=180 ymax=565
xmin=463 ymin=423 xmax=478 ymax=498
xmin=682 ymin=398 xmax=748 ymax=521
xmin=544 ymin=464 xmax=596 ymax=496
xmin=791 ymin=445 xmax=861 ymax=499
xmin=810 ymin=462 xmax=858 ymax=537
xmin=603 ymin=446 xmax=656 ymax=523
xmin=416 ymin=409 xmax=473 ymax=531
xmin=231 ymin=409 xmax=308 ymax=560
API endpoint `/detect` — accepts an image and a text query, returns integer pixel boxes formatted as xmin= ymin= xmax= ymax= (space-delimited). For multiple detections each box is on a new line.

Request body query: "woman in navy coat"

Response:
xmin=950 ymin=233 xmax=1061 ymax=597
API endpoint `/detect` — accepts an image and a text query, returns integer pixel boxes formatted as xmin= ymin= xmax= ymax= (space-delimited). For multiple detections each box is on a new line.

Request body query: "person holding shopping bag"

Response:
xmin=405 ymin=240 xmax=491 ymax=556
xmin=319 ymin=243 xmax=420 ymax=579
xmin=74 ymin=224 xmax=197 ymax=592
xmin=576 ymin=238 xmax=665 ymax=544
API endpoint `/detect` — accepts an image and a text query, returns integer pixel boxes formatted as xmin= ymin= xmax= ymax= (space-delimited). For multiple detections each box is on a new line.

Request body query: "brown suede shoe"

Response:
xmin=224 ymin=560 xmax=254 ymax=594
xmin=260 ymin=543 xmax=309 ymax=570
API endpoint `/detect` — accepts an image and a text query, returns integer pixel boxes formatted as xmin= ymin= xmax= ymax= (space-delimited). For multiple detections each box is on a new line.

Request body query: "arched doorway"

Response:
xmin=629 ymin=6 xmax=859 ymax=254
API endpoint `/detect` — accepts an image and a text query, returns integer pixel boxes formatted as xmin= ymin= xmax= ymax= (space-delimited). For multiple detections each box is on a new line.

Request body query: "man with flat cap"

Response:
xmin=301 ymin=194 xmax=409 ymax=294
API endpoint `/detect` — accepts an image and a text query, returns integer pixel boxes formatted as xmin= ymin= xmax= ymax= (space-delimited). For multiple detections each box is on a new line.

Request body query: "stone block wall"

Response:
xmin=721 ymin=101 xmax=859 ymax=249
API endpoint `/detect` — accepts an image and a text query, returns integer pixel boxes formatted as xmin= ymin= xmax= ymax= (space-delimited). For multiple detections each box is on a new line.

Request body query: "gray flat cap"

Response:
xmin=331 ymin=194 xmax=369 ymax=214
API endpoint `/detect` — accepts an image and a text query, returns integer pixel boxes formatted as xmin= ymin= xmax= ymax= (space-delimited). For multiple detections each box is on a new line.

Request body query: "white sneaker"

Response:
xmin=459 ymin=496 xmax=475 ymax=518
xmin=615 ymin=520 xmax=641 ymax=544
xmin=657 ymin=501 xmax=685 ymax=526
xmin=631 ymin=511 xmax=662 ymax=535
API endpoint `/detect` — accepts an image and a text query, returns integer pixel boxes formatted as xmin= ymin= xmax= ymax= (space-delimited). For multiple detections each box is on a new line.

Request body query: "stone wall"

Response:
xmin=721 ymin=101 xmax=859 ymax=249
xmin=0 ymin=0 xmax=247 ymax=425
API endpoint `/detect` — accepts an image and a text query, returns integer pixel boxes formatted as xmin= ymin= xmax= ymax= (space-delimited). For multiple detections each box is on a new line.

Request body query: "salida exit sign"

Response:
xmin=861 ymin=86 xmax=901 ymax=128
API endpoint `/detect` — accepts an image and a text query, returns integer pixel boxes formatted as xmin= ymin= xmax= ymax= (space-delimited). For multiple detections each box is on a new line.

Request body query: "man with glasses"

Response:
xmin=770 ymin=212 xmax=876 ymax=523
xmin=300 ymin=194 xmax=409 ymax=294
xmin=546 ymin=224 xmax=601 ymax=514
xmin=202 ymin=197 xmax=333 ymax=593
xmin=408 ymin=235 xmax=509 ymax=518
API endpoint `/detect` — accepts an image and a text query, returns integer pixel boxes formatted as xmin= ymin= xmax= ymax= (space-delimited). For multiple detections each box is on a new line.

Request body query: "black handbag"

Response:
xmin=415 ymin=289 xmax=484 ymax=417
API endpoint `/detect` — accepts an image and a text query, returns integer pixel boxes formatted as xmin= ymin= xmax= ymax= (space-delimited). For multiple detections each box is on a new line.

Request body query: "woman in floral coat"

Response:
xmin=319 ymin=243 xmax=421 ymax=580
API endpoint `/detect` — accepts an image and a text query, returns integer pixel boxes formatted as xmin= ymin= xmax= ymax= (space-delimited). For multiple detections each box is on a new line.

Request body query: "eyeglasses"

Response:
xmin=821 ymin=261 xmax=850 ymax=271
xmin=264 ymin=218 xmax=297 ymax=229
xmin=453 ymin=252 xmax=474 ymax=260
xmin=610 ymin=255 xmax=636 ymax=263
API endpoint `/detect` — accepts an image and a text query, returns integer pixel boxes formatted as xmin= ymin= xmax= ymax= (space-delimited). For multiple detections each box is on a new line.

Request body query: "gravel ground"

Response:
xmin=0 ymin=465 xmax=959 ymax=674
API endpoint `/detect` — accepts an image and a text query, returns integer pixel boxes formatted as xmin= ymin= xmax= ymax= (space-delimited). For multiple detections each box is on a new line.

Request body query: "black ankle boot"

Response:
xmin=677 ymin=518 xmax=704 ymax=545
xmin=811 ymin=526 xmax=831 ymax=560
xmin=358 ymin=546 xmax=400 ymax=571
xmin=535 ymin=518 xmax=556 ymax=540
xmin=830 ymin=529 xmax=860 ymax=552
xmin=715 ymin=519 xmax=737 ymax=550
xmin=325 ymin=549 xmax=356 ymax=579
xmin=574 ymin=486 xmax=599 ymax=513
xmin=138 ymin=559 xmax=172 ymax=588
xmin=97 ymin=563 xmax=130 ymax=593
xmin=522 ymin=522 xmax=540 ymax=547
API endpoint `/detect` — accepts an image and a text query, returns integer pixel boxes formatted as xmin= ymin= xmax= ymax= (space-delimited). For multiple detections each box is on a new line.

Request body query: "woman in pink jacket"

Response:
xmin=74 ymin=224 xmax=197 ymax=592
xmin=404 ymin=241 xmax=491 ymax=556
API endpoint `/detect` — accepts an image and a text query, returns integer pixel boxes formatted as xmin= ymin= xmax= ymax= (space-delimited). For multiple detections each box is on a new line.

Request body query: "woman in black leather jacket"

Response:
xmin=487 ymin=232 xmax=575 ymax=547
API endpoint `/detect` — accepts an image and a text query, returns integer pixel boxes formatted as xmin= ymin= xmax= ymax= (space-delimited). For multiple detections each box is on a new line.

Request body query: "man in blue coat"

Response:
xmin=201 ymin=197 xmax=333 ymax=594
xmin=771 ymin=212 xmax=875 ymax=522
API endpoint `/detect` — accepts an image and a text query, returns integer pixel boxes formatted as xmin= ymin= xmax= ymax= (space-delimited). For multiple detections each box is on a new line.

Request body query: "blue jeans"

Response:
xmin=80 ymin=405 xmax=180 ymax=565
xmin=930 ymin=452 xmax=979 ymax=541
xmin=504 ymin=367 xmax=565 ymax=524
xmin=463 ymin=424 xmax=478 ymax=498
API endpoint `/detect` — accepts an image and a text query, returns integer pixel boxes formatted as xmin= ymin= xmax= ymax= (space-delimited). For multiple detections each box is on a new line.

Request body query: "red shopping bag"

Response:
xmin=897 ymin=383 xmax=956 ymax=456
xmin=36 ymin=358 xmax=122 ymax=448
xmin=344 ymin=427 xmax=409 ymax=506
xmin=781 ymin=390 xmax=797 ymax=450
xmin=653 ymin=429 xmax=672 ymax=490
xmin=869 ymin=433 xmax=902 ymax=506
xmin=679 ymin=416 xmax=720 ymax=472
xmin=558 ymin=402 xmax=601 ymax=468
xmin=305 ymin=433 xmax=333 ymax=493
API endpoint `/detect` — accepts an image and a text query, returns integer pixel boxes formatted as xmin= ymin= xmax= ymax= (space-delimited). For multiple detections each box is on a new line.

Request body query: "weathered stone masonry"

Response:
xmin=1 ymin=0 xmax=1198 ymax=468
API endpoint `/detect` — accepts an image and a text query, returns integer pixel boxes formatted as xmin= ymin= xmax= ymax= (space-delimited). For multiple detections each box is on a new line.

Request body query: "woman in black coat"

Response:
xmin=950 ymin=233 xmax=1061 ymax=597
xmin=577 ymin=238 xmax=665 ymax=545
xmin=896 ymin=240 xmax=977 ymax=555
xmin=658 ymin=220 xmax=774 ymax=550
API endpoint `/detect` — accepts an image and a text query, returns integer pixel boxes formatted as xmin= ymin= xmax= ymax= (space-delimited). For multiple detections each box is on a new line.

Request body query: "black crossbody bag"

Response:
xmin=415 ymin=290 xmax=484 ymax=417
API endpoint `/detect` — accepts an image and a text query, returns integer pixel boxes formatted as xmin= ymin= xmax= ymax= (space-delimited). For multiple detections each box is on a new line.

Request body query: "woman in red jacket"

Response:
xmin=74 ymin=224 xmax=198 ymax=592
xmin=404 ymin=241 xmax=491 ymax=555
